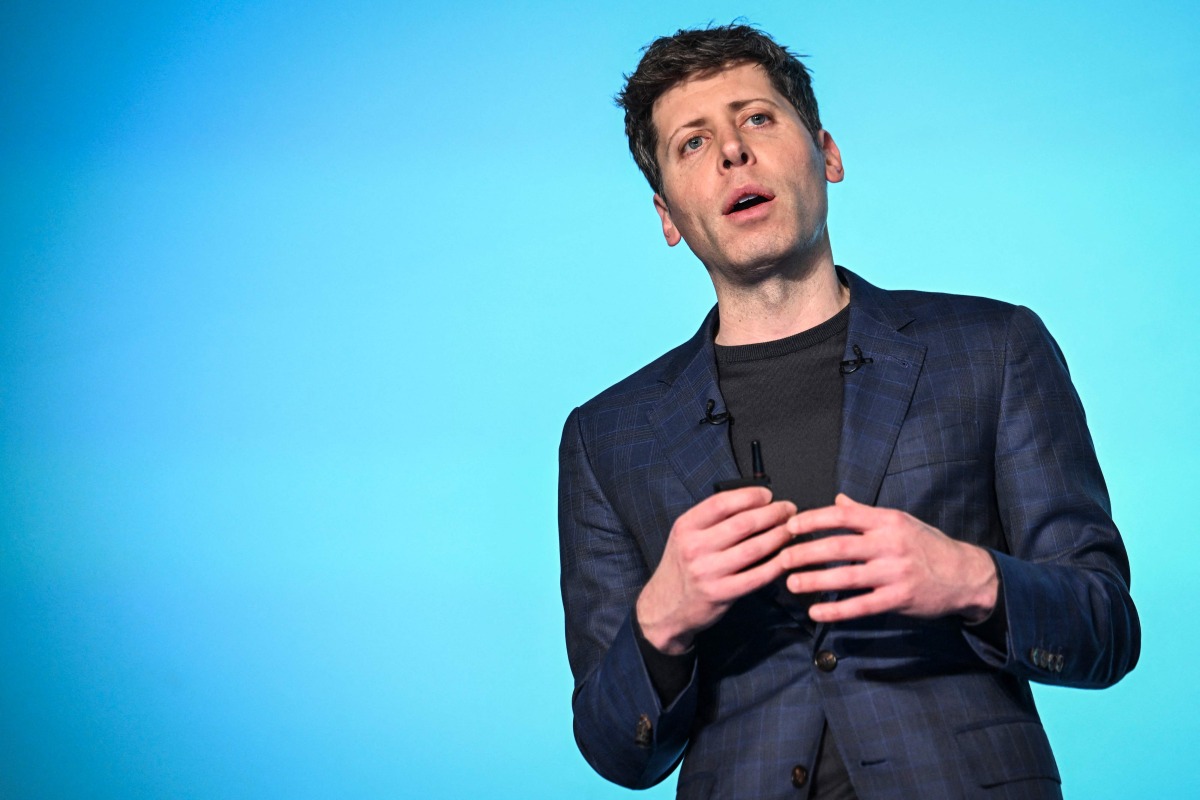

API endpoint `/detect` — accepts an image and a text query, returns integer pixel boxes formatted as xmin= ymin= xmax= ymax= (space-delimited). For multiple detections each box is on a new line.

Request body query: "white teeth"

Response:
xmin=731 ymin=194 xmax=762 ymax=212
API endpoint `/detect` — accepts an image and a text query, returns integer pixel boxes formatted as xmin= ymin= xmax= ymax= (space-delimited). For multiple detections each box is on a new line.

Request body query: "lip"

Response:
xmin=723 ymin=184 xmax=776 ymax=216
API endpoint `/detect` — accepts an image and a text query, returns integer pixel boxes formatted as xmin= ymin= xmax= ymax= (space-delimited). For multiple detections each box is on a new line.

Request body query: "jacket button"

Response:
xmin=814 ymin=650 xmax=838 ymax=672
xmin=791 ymin=764 xmax=809 ymax=788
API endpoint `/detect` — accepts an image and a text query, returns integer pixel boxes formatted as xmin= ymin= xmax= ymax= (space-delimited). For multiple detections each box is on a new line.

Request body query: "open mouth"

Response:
xmin=725 ymin=192 xmax=773 ymax=215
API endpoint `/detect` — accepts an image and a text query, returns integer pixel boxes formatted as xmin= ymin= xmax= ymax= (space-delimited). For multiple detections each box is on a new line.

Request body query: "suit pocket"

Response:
xmin=955 ymin=718 xmax=1061 ymax=788
xmin=886 ymin=418 xmax=983 ymax=476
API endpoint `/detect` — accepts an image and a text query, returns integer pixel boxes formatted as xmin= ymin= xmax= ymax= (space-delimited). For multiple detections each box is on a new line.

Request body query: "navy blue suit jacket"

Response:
xmin=559 ymin=269 xmax=1139 ymax=799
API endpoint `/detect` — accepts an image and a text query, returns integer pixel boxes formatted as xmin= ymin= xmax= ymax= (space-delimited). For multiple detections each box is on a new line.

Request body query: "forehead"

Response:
xmin=650 ymin=63 xmax=783 ymax=139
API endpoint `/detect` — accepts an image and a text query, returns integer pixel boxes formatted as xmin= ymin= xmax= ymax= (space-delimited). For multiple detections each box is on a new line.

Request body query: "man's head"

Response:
xmin=615 ymin=26 xmax=843 ymax=287
xmin=617 ymin=24 xmax=822 ymax=198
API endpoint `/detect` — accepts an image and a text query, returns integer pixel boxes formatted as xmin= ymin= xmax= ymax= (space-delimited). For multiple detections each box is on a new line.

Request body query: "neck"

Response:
xmin=711 ymin=254 xmax=848 ymax=346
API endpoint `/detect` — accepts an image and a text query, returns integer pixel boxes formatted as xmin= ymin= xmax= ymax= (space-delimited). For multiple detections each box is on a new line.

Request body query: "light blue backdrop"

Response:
xmin=3 ymin=1 xmax=1197 ymax=797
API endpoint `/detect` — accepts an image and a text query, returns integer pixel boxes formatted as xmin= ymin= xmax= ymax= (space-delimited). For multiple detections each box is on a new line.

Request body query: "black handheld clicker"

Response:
xmin=713 ymin=440 xmax=771 ymax=493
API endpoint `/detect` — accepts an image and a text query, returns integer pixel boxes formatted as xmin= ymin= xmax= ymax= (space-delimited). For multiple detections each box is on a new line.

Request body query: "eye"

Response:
xmin=746 ymin=113 xmax=770 ymax=127
xmin=682 ymin=135 xmax=704 ymax=153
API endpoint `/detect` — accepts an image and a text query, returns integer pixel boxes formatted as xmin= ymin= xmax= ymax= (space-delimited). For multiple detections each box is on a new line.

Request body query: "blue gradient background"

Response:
xmin=2 ymin=2 xmax=1196 ymax=797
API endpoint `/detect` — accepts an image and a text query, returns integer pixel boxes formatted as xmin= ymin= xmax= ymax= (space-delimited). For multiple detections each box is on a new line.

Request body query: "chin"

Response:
xmin=725 ymin=241 xmax=800 ymax=273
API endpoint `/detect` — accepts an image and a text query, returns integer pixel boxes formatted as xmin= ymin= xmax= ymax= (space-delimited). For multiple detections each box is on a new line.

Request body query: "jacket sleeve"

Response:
xmin=558 ymin=407 xmax=699 ymax=788
xmin=961 ymin=306 xmax=1141 ymax=687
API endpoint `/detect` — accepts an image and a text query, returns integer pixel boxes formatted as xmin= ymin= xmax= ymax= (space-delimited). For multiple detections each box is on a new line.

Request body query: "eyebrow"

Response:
xmin=666 ymin=97 xmax=783 ymax=146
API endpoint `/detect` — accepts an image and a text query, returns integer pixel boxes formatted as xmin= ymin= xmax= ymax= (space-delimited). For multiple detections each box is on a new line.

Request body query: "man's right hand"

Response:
xmin=635 ymin=487 xmax=796 ymax=655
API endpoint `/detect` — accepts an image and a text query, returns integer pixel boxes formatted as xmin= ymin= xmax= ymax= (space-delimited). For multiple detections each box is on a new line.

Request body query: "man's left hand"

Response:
xmin=778 ymin=493 xmax=999 ymax=624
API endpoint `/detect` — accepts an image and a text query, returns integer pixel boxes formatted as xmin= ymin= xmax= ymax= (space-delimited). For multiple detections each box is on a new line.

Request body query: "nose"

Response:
xmin=719 ymin=130 xmax=752 ymax=170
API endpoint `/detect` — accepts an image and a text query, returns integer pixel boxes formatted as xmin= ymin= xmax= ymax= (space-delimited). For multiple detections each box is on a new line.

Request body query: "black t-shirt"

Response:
xmin=713 ymin=304 xmax=849 ymax=513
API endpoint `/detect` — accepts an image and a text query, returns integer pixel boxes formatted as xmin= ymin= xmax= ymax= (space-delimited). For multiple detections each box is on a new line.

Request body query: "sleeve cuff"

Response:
xmin=632 ymin=612 xmax=697 ymax=707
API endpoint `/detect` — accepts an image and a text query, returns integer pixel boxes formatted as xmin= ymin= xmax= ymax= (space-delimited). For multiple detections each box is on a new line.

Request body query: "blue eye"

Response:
xmin=683 ymin=136 xmax=704 ymax=152
xmin=747 ymin=113 xmax=769 ymax=126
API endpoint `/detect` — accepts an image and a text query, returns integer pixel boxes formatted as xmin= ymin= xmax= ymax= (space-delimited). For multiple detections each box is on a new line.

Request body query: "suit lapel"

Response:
xmin=836 ymin=272 xmax=927 ymax=505
xmin=804 ymin=271 xmax=929 ymax=640
xmin=647 ymin=310 xmax=797 ymax=627
xmin=646 ymin=309 xmax=740 ymax=505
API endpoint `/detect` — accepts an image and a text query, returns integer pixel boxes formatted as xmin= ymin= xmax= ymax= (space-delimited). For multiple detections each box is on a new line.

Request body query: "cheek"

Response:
xmin=669 ymin=211 xmax=703 ymax=244
xmin=667 ymin=196 xmax=705 ymax=231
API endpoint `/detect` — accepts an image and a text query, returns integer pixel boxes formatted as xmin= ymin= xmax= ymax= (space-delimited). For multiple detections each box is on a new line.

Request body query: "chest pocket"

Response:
xmin=885 ymin=416 xmax=984 ymax=476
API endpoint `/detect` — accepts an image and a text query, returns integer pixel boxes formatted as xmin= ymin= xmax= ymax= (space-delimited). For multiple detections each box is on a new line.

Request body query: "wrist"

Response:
xmin=958 ymin=544 xmax=1000 ymax=624
xmin=635 ymin=592 xmax=695 ymax=655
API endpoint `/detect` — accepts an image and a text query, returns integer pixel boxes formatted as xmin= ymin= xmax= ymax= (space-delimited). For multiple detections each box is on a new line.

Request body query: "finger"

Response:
xmin=787 ymin=498 xmax=887 ymax=536
xmin=785 ymin=504 xmax=852 ymax=536
xmin=785 ymin=563 xmax=875 ymax=595
xmin=675 ymin=524 xmax=792 ymax=605
xmin=709 ymin=499 xmax=798 ymax=550
xmin=808 ymin=586 xmax=904 ymax=623
xmin=719 ymin=523 xmax=794 ymax=576
xmin=776 ymin=532 xmax=877 ymax=571
xmin=682 ymin=486 xmax=774 ymax=530
xmin=718 ymin=528 xmax=795 ymax=598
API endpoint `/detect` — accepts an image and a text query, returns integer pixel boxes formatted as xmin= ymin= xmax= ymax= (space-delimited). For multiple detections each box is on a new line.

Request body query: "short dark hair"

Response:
xmin=616 ymin=24 xmax=822 ymax=197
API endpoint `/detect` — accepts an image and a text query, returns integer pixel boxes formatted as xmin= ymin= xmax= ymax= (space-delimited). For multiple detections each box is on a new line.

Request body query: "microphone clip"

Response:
xmin=839 ymin=344 xmax=873 ymax=375
xmin=699 ymin=399 xmax=732 ymax=426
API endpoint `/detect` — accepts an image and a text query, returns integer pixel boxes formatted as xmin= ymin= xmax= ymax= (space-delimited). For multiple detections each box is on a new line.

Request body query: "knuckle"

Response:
xmin=772 ymin=500 xmax=796 ymax=520
xmin=671 ymin=516 xmax=697 ymax=539
xmin=733 ymin=512 xmax=759 ymax=535
xmin=684 ymin=557 xmax=707 ymax=580
xmin=747 ymin=533 xmax=775 ymax=561
xmin=696 ymin=582 xmax=721 ymax=605
xmin=840 ymin=566 xmax=860 ymax=589
xmin=705 ymin=493 xmax=732 ymax=517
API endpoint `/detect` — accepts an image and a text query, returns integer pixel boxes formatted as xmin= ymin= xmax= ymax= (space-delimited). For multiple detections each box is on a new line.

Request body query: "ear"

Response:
xmin=819 ymin=130 xmax=844 ymax=184
xmin=653 ymin=193 xmax=682 ymax=247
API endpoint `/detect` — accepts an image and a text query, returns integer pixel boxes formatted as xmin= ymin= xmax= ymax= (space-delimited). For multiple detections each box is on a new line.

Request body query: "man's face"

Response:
xmin=650 ymin=62 xmax=843 ymax=282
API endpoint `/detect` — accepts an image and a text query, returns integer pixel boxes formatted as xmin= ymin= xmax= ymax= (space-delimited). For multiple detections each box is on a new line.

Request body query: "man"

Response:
xmin=558 ymin=24 xmax=1139 ymax=799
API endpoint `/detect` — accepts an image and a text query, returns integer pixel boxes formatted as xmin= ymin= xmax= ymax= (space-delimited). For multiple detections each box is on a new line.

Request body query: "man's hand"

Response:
xmin=779 ymin=494 xmax=999 ymax=624
xmin=636 ymin=487 xmax=796 ymax=655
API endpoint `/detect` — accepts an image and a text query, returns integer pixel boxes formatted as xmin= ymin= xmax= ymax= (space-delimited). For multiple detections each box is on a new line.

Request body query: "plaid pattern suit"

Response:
xmin=558 ymin=269 xmax=1139 ymax=799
